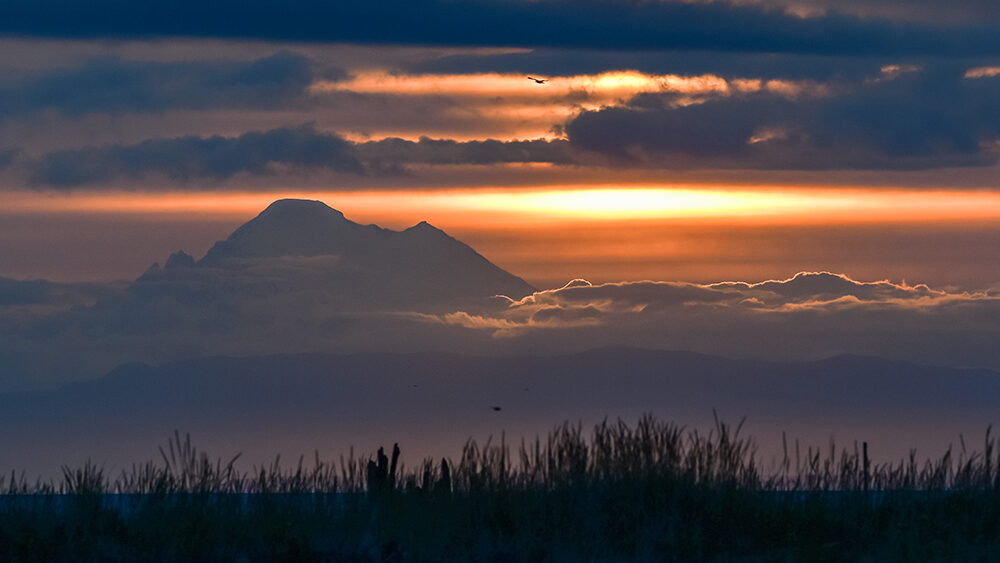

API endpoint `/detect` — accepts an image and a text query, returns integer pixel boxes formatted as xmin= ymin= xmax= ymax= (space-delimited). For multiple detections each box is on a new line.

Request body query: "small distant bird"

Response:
xmin=491 ymin=406 xmax=502 ymax=412
xmin=527 ymin=76 xmax=548 ymax=84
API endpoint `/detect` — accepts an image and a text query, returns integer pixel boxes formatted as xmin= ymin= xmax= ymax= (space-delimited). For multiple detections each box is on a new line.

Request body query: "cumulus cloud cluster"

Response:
xmin=566 ymin=65 xmax=1000 ymax=170
xmin=419 ymin=272 xmax=999 ymax=337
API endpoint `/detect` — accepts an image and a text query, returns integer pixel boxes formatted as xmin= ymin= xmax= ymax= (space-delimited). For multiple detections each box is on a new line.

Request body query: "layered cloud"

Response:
xmin=0 ymin=36 xmax=995 ymax=183
xmin=0 ymin=0 xmax=996 ymax=189
xmin=1 ymin=54 xmax=997 ymax=186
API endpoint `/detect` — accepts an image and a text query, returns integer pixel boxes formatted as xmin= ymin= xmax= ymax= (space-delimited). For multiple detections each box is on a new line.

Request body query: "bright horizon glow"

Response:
xmin=4 ymin=187 xmax=1000 ymax=287
xmin=6 ymin=187 xmax=1000 ymax=227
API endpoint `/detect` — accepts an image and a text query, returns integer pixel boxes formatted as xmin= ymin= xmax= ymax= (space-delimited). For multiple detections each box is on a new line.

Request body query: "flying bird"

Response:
xmin=491 ymin=406 xmax=502 ymax=412
xmin=527 ymin=76 xmax=548 ymax=84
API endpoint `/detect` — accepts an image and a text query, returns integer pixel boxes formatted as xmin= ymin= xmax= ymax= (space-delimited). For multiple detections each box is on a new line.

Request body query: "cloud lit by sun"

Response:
xmin=306 ymin=70 xmax=835 ymax=140
xmin=311 ymin=70 xmax=734 ymax=100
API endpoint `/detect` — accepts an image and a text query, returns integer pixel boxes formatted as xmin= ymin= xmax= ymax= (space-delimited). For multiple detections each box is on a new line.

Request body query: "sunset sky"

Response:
xmin=3 ymin=1 xmax=1000 ymax=480
xmin=2 ymin=0 xmax=1000 ymax=393
xmin=2 ymin=0 xmax=1000 ymax=290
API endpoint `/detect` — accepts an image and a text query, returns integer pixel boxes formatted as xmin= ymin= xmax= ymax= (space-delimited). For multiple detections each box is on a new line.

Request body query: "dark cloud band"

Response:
xmin=4 ymin=0 xmax=999 ymax=57
xmin=28 ymin=125 xmax=363 ymax=186
xmin=0 ymin=52 xmax=331 ymax=118
xmin=22 ymin=126 xmax=573 ymax=187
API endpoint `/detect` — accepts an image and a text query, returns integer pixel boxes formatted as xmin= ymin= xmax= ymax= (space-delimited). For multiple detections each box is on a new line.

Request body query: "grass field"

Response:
xmin=4 ymin=415 xmax=1000 ymax=561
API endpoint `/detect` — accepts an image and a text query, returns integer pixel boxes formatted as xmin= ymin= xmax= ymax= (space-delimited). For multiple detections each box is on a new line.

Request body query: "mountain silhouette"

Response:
xmin=139 ymin=199 xmax=537 ymax=308
xmin=200 ymin=199 xmax=380 ymax=263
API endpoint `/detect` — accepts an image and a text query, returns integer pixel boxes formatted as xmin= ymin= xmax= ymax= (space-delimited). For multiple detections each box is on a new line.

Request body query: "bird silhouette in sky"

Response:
xmin=527 ymin=76 xmax=548 ymax=84
xmin=491 ymin=406 xmax=502 ymax=412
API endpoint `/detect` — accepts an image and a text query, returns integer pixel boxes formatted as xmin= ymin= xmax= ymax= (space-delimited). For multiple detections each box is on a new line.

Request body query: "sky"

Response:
xmin=1 ymin=0 xmax=1000 ymax=392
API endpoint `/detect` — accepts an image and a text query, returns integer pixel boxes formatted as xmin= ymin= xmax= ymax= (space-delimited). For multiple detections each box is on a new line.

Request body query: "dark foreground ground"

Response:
xmin=4 ymin=417 xmax=1000 ymax=562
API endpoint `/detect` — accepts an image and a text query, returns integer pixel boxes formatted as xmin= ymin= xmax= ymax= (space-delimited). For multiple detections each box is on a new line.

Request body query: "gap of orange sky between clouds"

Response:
xmin=5 ymin=187 xmax=1000 ymax=227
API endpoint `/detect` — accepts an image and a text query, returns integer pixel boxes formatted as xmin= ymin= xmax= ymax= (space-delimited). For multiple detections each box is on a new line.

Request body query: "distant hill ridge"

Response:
xmin=4 ymin=346 xmax=1000 ymax=477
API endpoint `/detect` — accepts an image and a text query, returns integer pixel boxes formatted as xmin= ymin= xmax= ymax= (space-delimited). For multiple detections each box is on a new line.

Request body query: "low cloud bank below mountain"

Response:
xmin=417 ymin=272 xmax=1000 ymax=366
xmin=1 ymin=268 xmax=998 ymax=391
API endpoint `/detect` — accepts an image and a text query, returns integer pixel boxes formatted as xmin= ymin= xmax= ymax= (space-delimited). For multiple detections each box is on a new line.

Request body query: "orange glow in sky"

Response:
xmin=312 ymin=71 xmax=730 ymax=100
xmin=6 ymin=187 xmax=1000 ymax=227
xmin=310 ymin=71 xmax=834 ymax=107
xmin=4 ymin=187 xmax=1000 ymax=287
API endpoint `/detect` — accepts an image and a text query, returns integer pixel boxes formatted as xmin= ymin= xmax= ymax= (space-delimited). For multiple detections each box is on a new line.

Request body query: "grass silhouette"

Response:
xmin=3 ymin=415 xmax=1000 ymax=560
